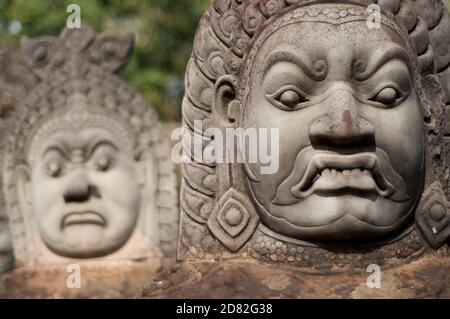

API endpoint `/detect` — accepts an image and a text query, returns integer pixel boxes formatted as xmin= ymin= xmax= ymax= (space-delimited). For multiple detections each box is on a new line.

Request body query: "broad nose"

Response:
xmin=309 ymin=89 xmax=375 ymax=147
xmin=63 ymin=171 xmax=100 ymax=203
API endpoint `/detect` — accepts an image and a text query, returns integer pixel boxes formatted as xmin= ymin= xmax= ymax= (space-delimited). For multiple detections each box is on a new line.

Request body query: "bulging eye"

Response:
xmin=278 ymin=90 xmax=305 ymax=107
xmin=370 ymin=86 xmax=404 ymax=107
xmin=96 ymin=155 xmax=112 ymax=172
xmin=266 ymin=86 xmax=309 ymax=111
xmin=46 ymin=161 xmax=62 ymax=178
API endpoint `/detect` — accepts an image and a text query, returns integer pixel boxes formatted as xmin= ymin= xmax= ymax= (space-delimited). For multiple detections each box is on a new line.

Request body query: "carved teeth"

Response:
xmin=283 ymin=150 xmax=406 ymax=203
xmin=309 ymin=168 xmax=376 ymax=190
xmin=297 ymin=153 xmax=391 ymax=194
xmin=311 ymin=168 xmax=368 ymax=184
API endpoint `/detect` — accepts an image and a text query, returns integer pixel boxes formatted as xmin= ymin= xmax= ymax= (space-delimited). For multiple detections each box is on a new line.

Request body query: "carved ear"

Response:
xmin=135 ymin=148 xmax=157 ymax=189
xmin=15 ymin=165 xmax=32 ymax=205
xmin=213 ymin=75 xmax=240 ymax=125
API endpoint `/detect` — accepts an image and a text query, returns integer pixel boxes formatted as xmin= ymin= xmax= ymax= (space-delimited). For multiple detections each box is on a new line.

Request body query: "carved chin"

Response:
xmin=40 ymin=224 xmax=129 ymax=258
xmin=263 ymin=214 xmax=410 ymax=242
xmin=250 ymin=190 xmax=417 ymax=242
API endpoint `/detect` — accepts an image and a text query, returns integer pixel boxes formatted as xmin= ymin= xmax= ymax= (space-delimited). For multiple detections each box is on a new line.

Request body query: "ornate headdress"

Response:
xmin=2 ymin=24 xmax=179 ymax=265
xmin=179 ymin=0 xmax=450 ymax=267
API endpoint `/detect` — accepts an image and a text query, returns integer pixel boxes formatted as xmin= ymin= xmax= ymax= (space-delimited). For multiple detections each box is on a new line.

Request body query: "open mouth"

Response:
xmin=62 ymin=211 xmax=106 ymax=228
xmin=272 ymin=148 xmax=410 ymax=205
xmin=291 ymin=153 xmax=395 ymax=198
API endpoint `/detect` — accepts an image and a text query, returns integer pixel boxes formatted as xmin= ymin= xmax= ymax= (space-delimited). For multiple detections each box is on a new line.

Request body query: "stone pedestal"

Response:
xmin=140 ymin=256 xmax=450 ymax=299
xmin=0 ymin=258 xmax=175 ymax=298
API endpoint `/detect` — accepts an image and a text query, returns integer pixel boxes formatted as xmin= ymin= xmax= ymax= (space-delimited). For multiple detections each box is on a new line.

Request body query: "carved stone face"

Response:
xmin=29 ymin=125 xmax=141 ymax=258
xmin=242 ymin=20 xmax=424 ymax=241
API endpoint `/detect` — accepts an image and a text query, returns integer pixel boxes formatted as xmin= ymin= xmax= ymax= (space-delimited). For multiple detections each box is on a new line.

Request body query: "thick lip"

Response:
xmin=62 ymin=211 xmax=106 ymax=228
xmin=291 ymin=153 xmax=394 ymax=198
xmin=272 ymin=147 xmax=411 ymax=205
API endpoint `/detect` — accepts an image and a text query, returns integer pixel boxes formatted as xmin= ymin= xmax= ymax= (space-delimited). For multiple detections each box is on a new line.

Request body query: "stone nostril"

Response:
xmin=89 ymin=185 xmax=101 ymax=199
xmin=309 ymin=115 xmax=375 ymax=148
xmin=63 ymin=179 xmax=93 ymax=203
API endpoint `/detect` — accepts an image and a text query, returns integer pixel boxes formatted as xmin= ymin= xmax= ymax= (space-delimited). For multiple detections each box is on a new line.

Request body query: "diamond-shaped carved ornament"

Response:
xmin=417 ymin=184 xmax=450 ymax=249
xmin=208 ymin=188 xmax=259 ymax=252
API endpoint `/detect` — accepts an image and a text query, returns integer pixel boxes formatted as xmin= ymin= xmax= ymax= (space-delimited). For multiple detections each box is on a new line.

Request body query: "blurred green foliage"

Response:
xmin=0 ymin=0 xmax=210 ymax=121
xmin=0 ymin=1 xmax=448 ymax=121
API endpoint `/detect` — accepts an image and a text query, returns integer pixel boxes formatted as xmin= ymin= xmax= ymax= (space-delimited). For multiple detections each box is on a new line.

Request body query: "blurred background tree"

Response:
xmin=0 ymin=1 xmax=448 ymax=121
xmin=0 ymin=0 xmax=210 ymax=122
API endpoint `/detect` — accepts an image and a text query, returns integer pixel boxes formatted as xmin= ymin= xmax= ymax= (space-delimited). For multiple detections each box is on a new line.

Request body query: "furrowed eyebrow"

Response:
xmin=86 ymin=140 xmax=119 ymax=159
xmin=352 ymin=46 xmax=412 ymax=81
xmin=262 ymin=50 xmax=328 ymax=82
xmin=42 ymin=140 xmax=70 ymax=160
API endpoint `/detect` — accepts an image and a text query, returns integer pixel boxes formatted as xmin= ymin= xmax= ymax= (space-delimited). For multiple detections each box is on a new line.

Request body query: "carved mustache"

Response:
xmin=273 ymin=147 xmax=410 ymax=205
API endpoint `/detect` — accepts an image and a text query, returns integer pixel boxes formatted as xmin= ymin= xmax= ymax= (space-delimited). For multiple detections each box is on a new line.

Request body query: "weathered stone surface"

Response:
xmin=0 ymin=259 xmax=172 ymax=298
xmin=178 ymin=0 xmax=450 ymax=268
xmin=0 ymin=23 xmax=178 ymax=270
xmin=140 ymin=256 xmax=450 ymax=299
xmin=0 ymin=46 xmax=26 ymax=273
xmin=163 ymin=0 xmax=450 ymax=299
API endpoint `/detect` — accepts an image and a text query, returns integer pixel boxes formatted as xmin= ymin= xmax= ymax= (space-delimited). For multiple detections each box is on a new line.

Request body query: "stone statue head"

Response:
xmin=3 ymin=24 xmax=178 ymax=266
xmin=179 ymin=0 xmax=450 ymax=267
